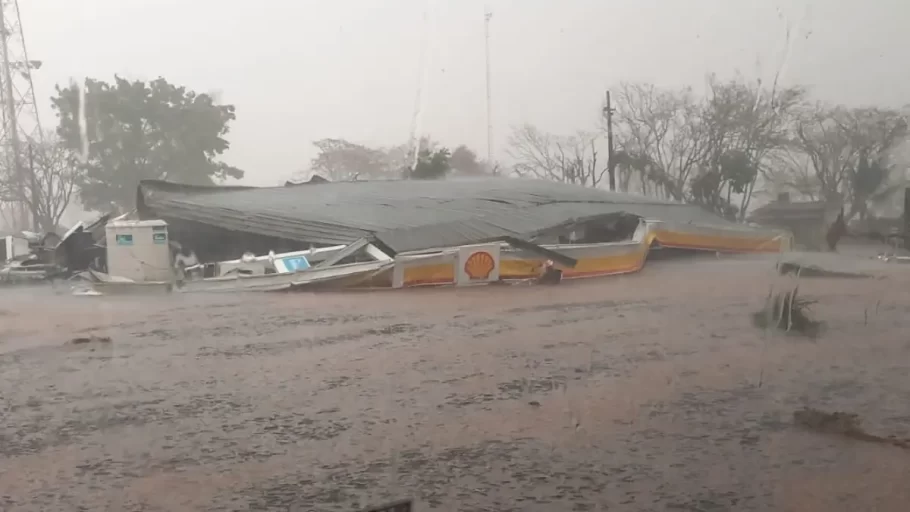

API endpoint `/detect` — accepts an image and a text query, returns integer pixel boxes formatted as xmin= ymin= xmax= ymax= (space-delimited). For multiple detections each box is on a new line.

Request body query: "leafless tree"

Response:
xmin=304 ymin=138 xmax=395 ymax=181
xmin=605 ymin=77 xmax=803 ymax=217
xmin=606 ymin=82 xmax=705 ymax=200
xmin=505 ymin=71 xmax=904 ymax=224
xmin=506 ymin=124 xmax=607 ymax=188
xmin=0 ymin=133 xmax=80 ymax=232
xmin=700 ymin=74 xmax=806 ymax=217
xmin=790 ymin=104 xmax=908 ymax=220
xmin=763 ymin=145 xmax=822 ymax=201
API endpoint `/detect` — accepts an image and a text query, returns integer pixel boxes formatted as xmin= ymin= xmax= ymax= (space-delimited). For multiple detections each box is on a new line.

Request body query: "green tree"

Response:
xmin=450 ymin=145 xmax=487 ymax=175
xmin=608 ymin=76 xmax=802 ymax=212
xmin=689 ymin=150 xmax=758 ymax=220
xmin=51 ymin=76 xmax=243 ymax=212
xmin=406 ymin=148 xmax=451 ymax=179
xmin=699 ymin=75 xmax=805 ymax=219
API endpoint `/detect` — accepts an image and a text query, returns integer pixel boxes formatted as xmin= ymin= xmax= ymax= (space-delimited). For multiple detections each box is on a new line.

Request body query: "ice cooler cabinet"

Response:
xmin=104 ymin=220 xmax=173 ymax=282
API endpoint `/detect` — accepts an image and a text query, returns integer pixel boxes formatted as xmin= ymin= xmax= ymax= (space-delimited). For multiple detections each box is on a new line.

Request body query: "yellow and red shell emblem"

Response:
xmin=464 ymin=251 xmax=495 ymax=280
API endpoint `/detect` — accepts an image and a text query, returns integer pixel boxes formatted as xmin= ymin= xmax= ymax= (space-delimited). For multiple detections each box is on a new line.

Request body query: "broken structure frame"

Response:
xmin=129 ymin=177 xmax=792 ymax=292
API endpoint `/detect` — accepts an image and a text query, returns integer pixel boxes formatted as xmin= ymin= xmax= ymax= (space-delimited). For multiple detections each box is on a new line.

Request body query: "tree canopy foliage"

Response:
xmin=299 ymin=137 xmax=487 ymax=182
xmin=449 ymin=145 xmax=487 ymax=175
xmin=406 ymin=148 xmax=451 ymax=180
xmin=51 ymin=76 xmax=244 ymax=212
xmin=309 ymin=138 xmax=393 ymax=181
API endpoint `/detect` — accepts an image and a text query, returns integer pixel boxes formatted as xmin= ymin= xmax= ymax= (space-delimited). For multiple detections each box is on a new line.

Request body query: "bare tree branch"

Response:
xmin=0 ymin=132 xmax=81 ymax=232
xmin=788 ymin=103 xmax=908 ymax=221
xmin=606 ymin=82 xmax=706 ymax=200
xmin=506 ymin=124 xmax=606 ymax=187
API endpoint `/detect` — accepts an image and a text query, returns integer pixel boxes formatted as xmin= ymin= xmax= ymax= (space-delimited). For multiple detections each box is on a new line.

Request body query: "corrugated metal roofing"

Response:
xmin=138 ymin=178 xmax=746 ymax=253
xmin=748 ymin=199 xmax=837 ymax=224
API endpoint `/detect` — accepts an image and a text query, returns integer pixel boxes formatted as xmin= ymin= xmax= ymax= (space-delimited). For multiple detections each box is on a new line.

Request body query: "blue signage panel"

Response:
xmin=280 ymin=255 xmax=310 ymax=272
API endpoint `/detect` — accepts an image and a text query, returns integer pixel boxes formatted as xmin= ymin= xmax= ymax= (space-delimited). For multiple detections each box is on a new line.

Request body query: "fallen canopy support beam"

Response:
xmin=500 ymin=236 xmax=577 ymax=268
xmin=312 ymin=238 xmax=371 ymax=269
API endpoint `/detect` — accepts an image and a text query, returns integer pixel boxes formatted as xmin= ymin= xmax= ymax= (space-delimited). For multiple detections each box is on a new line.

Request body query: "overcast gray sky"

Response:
xmin=21 ymin=0 xmax=910 ymax=187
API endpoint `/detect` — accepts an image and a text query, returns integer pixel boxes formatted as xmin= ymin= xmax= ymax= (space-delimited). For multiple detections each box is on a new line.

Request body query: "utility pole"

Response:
xmin=602 ymin=90 xmax=616 ymax=191
xmin=484 ymin=6 xmax=494 ymax=174
xmin=27 ymin=141 xmax=36 ymax=229
xmin=0 ymin=0 xmax=42 ymax=230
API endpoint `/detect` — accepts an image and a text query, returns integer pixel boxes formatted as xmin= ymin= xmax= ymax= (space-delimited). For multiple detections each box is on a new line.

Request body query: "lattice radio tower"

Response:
xmin=0 ymin=0 xmax=43 ymax=230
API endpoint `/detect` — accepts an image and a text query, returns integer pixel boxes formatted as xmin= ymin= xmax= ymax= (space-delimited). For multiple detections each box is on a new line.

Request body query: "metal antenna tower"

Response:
xmin=0 ymin=0 xmax=43 ymax=230
xmin=405 ymin=0 xmax=433 ymax=175
xmin=483 ymin=5 xmax=494 ymax=173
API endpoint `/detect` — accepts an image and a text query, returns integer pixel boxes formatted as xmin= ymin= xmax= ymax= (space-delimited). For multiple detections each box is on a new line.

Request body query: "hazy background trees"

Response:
xmin=296 ymin=136 xmax=490 ymax=183
xmin=506 ymin=125 xmax=606 ymax=188
xmin=51 ymin=76 xmax=244 ymax=213
xmin=297 ymin=72 xmax=908 ymax=224
xmin=506 ymin=75 xmax=909 ymax=222
xmin=2 ymin=69 xmax=906 ymax=231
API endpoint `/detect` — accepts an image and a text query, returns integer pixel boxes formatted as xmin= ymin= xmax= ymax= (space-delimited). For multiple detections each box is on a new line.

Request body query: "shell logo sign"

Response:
xmin=464 ymin=251 xmax=495 ymax=280
xmin=456 ymin=243 xmax=501 ymax=285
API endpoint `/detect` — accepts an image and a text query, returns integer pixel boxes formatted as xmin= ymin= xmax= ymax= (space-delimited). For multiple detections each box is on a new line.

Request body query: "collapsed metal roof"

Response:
xmin=138 ymin=178 xmax=747 ymax=253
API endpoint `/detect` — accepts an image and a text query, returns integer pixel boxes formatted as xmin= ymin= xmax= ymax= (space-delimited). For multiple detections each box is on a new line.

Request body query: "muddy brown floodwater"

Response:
xmin=2 ymin=257 xmax=910 ymax=511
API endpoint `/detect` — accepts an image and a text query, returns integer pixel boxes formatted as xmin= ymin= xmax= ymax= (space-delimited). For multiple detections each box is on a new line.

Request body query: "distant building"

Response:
xmin=748 ymin=192 xmax=843 ymax=251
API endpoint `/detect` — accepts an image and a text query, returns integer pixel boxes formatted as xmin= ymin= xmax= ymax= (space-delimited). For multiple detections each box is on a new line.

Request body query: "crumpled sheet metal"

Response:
xmin=138 ymin=178 xmax=779 ymax=254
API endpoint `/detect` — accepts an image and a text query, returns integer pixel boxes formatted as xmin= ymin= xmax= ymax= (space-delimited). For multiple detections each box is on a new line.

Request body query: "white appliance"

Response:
xmin=2 ymin=235 xmax=29 ymax=262
xmin=105 ymin=220 xmax=173 ymax=282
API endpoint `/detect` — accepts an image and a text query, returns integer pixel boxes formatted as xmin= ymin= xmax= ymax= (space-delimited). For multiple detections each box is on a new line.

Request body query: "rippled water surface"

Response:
xmin=2 ymin=257 xmax=909 ymax=511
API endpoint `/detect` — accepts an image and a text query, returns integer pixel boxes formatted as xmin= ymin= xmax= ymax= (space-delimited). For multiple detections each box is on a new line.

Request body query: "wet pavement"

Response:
xmin=2 ymin=258 xmax=910 ymax=511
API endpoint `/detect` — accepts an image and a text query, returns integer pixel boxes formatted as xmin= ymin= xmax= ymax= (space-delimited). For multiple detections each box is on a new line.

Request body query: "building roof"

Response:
xmin=748 ymin=199 xmax=840 ymax=224
xmin=138 ymin=177 xmax=747 ymax=253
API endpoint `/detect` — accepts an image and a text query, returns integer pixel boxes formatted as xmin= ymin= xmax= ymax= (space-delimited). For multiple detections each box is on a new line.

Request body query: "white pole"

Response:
xmin=484 ymin=6 xmax=494 ymax=172
xmin=407 ymin=0 xmax=435 ymax=174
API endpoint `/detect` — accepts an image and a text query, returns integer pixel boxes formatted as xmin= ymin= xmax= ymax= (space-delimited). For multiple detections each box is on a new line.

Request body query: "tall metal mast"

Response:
xmin=406 ymin=0 xmax=433 ymax=176
xmin=0 ymin=0 xmax=43 ymax=229
xmin=484 ymin=5 xmax=494 ymax=173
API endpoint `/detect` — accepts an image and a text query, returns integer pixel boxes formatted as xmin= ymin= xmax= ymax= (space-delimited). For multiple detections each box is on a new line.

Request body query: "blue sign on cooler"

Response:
xmin=280 ymin=255 xmax=310 ymax=272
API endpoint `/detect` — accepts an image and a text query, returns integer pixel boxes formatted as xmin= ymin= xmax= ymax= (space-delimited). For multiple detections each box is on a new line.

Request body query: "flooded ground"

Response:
xmin=2 ymin=255 xmax=910 ymax=511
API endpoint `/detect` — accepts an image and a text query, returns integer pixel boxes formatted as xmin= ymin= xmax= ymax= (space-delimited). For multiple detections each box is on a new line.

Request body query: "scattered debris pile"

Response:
xmin=793 ymin=407 xmax=910 ymax=450
xmin=776 ymin=251 xmax=891 ymax=279
xmin=68 ymin=335 xmax=112 ymax=345
xmin=1 ymin=230 xmax=59 ymax=283
xmin=752 ymin=286 xmax=823 ymax=338
xmin=7 ymin=177 xmax=794 ymax=293
xmin=1 ymin=213 xmax=112 ymax=285
xmin=125 ymin=177 xmax=788 ymax=292
xmin=136 ymin=178 xmax=758 ymax=258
